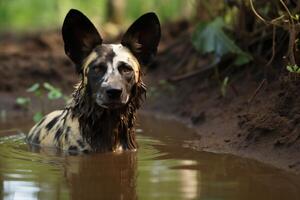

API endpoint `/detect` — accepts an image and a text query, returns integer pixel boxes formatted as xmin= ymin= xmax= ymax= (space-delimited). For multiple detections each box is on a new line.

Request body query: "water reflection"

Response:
xmin=138 ymin=114 xmax=300 ymax=200
xmin=0 ymin=134 xmax=138 ymax=200
xmin=179 ymin=160 xmax=199 ymax=199
xmin=3 ymin=181 xmax=39 ymax=200
xmin=65 ymin=152 xmax=137 ymax=200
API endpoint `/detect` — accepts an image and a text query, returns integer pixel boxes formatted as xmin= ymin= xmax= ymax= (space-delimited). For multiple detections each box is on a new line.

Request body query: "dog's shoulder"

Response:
xmin=27 ymin=109 xmax=91 ymax=152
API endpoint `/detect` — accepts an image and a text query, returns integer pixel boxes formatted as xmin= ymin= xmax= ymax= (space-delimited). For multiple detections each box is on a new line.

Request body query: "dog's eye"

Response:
xmin=118 ymin=63 xmax=133 ymax=74
xmin=92 ymin=64 xmax=106 ymax=75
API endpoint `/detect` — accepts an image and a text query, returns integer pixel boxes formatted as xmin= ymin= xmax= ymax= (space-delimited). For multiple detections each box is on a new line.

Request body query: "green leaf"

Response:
xmin=293 ymin=14 xmax=299 ymax=21
xmin=286 ymin=64 xmax=300 ymax=73
xmin=43 ymin=82 xmax=63 ymax=100
xmin=192 ymin=17 xmax=252 ymax=66
xmin=233 ymin=53 xmax=252 ymax=66
xmin=27 ymin=83 xmax=40 ymax=92
xmin=33 ymin=112 xmax=43 ymax=123
xmin=221 ymin=76 xmax=229 ymax=97
xmin=43 ymin=82 xmax=55 ymax=91
xmin=34 ymin=90 xmax=42 ymax=97
xmin=16 ymin=97 xmax=31 ymax=106
xmin=286 ymin=65 xmax=294 ymax=72
xmin=292 ymin=64 xmax=299 ymax=71
xmin=48 ymin=90 xmax=62 ymax=100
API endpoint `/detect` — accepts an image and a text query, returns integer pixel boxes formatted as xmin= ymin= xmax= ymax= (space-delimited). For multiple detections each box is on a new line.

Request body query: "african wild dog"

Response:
xmin=26 ymin=9 xmax=161 ymax=153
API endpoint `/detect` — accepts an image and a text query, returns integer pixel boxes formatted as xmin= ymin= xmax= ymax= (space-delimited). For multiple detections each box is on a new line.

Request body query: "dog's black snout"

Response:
xmin=106 ymin=88 xmax=122 ymax=99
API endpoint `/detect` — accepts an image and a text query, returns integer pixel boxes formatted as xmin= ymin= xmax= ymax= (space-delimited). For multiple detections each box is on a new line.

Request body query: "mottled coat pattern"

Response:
xmin=27 ymin=72 xmax=146 ymax=152
xmin=26 ymin=9 xmax=160 ymax=153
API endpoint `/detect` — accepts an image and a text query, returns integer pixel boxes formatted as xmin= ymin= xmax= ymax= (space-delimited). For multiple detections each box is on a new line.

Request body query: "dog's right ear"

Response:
xmin=62 ymin=9 xmax=102 ymax=73
xmin=121 ymin=12 xmax=161 ymax=66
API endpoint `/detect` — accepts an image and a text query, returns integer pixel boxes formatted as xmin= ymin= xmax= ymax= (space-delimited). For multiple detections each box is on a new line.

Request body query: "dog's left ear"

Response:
xmin=121 ymin=12 xmax=161 ymax=65
xmin=62 ymin=9 xmax=102 ymax=72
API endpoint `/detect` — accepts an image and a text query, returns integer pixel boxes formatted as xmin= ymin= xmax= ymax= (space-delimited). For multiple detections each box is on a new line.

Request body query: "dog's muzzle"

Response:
xmin=95 ymin=87 xmax=129 ymax=109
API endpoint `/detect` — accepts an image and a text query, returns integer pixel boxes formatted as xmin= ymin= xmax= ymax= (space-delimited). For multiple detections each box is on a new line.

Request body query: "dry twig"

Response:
xmin=248 ymin=79 xmax=267 ymax=104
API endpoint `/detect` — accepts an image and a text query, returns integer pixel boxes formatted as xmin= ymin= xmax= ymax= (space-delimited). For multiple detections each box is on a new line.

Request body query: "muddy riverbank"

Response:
xmin=0 ymin=28 xmax=300 ymax=174
xmin=144 ymin=52 xmax=300 ymax=173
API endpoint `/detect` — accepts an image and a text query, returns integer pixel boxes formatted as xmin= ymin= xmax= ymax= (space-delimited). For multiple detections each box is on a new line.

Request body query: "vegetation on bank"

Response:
xmin=16 ymin=83 xmax=67 ymax=122
xmin=147 ymin=1 xmax=300 ymax=100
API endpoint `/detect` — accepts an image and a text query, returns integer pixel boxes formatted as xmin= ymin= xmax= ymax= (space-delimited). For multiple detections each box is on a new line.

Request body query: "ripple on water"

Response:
xmin=0 ymin=115 xmax=300 ymax=200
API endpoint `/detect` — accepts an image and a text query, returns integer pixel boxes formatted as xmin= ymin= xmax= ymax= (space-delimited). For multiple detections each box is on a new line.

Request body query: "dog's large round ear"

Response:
xmin=62 ymin=9 xmax=102 ymax=73
xmin=121 ymin=12 xmax=161 ymax=65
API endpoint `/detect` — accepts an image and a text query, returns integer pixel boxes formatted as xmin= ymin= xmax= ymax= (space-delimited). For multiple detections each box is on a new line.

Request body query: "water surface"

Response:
xmin=0 ymin=115 xmax=300 ymax=200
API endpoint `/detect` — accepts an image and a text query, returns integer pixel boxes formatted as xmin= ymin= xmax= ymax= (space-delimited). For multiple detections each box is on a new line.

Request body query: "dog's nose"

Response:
xmin=106 ymin=88 xmax=122 ymax=99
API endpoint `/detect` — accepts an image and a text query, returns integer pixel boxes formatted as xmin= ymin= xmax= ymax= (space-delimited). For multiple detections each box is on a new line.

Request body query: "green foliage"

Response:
xmin=43 ymin=82 xmax=63 ymax=100
xmin=0 ymin=0 xmax=107 ymax=31
xmin=16 ymin=97 xmax=31 ymax=107
xmin=27 ymin=83 xmax=42 ymax=97
xmin=0 ymin=0 xmax=192 ymax=32
xmin=125 ymin=0 xmax=193 ymax=23
xmin=16 ymin=82 xmax=67 ymax=122
xmin=26 ymin=82 xmax=64 ymax=100
xmin=286 ymin=64 xmax=300 ymax=73
xmin=192 ymin=17 xmax=252 ymax=66
xmin=221 ymin=76 xmax=229 ymax=97
xmin=33 ymin=112 xmax=43 ymax=123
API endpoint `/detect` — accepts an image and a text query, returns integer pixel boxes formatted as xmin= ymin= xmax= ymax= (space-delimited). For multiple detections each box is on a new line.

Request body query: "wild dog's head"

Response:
xmin=62 ymin=9 xmax=160 ymax=109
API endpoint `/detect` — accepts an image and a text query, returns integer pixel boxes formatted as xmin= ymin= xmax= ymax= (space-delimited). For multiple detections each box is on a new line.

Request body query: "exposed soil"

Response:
xmin=1 ymin=21 xmax=300 ymax=173
xmin=0 ymin=31 xmax=77 ymax=92
xmin=144 ymin=27 xmax=300 ymax=173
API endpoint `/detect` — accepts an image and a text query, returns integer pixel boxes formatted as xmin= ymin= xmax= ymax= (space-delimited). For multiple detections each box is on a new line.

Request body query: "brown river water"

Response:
xmin=0 ymin=114 xmax=300 ymax=200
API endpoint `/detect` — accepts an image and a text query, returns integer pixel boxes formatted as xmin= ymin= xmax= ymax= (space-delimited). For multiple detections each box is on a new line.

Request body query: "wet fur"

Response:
xmin=70 ymin=74 xmax=146 ymax=152
xmin=27 ymin=74 xmax=145 ymax=153
xmin=26 ymin=9 xmax=159 ymax=153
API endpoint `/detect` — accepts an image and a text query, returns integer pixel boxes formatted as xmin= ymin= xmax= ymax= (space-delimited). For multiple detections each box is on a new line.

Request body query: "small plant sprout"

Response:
xmin=16 ymin=97 xmax=31 ymax=108
xmin=33 ymin=112 xmax=43 ymax=123
xmin=16 ymin=82 xmax=67 ymax=122
xmin=26 ymin=83 xmax=45 ymax=121
xmin=286 ymin=64 xmax=300 ymax=73
xmin=221 ymin=76 xmax=229 ymax=97
xmin=15 ymin=97 xmax=31 ymax=116
xmin=26 ymin=83 xmax=42 ymax=97
xmin=43 ymin=82 xmax=63 ymax=100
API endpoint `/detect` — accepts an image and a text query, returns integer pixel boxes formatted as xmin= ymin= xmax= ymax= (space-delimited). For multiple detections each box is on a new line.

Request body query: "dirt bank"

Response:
xmin=143 ymin=75 xmax=300 ymax=173
xmin=144 ymin=31 xmax=300 ymax=173
xmin=0 ymin=26 xmax=300 ymax=174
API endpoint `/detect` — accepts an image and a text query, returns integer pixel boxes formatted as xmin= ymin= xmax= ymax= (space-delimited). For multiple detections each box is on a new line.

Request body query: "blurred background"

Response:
xmin=0 ymin=0 xmax=195 ymax=33
xmin=1 ymin=1 xmax=300 ymax=199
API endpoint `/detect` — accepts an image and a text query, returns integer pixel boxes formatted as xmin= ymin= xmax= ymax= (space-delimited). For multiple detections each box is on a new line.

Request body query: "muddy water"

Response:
xmin=0 ymin=115 xmax=300 ymax=200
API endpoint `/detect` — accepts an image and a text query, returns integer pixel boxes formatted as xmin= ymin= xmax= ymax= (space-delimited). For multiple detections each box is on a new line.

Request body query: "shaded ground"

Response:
xmin=0 ymin=21 xmax=300 ymax=173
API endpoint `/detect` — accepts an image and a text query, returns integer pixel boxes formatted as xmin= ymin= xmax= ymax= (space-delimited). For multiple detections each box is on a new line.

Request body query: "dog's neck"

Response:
xmin=69 ymin=80 xmax=145 ymax=152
